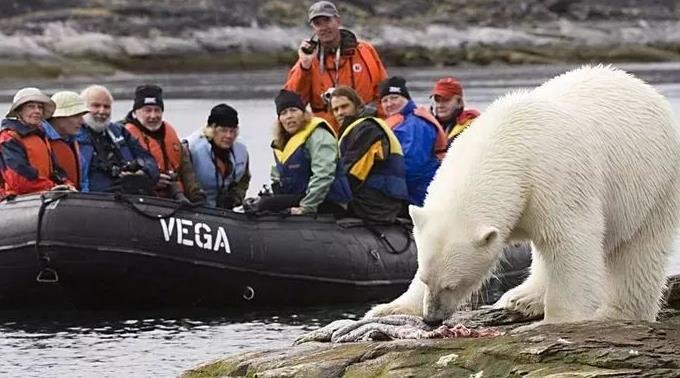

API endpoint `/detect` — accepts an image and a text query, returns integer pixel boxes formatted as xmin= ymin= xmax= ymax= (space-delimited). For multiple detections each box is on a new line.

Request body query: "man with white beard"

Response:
xmin=77 ymin=85 xmax=159 ymax=193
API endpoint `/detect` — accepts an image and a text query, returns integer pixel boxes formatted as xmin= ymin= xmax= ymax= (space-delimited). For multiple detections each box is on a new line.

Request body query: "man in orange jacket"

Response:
xmin=283 ymin=1 xmax=388 ymax=132
xmin=123 ymin=84 xmax=202 ymax=203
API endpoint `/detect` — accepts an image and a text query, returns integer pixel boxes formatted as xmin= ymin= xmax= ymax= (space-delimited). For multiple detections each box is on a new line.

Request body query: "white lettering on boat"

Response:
xmin=159 ymin=217 xmax=231 ymax=253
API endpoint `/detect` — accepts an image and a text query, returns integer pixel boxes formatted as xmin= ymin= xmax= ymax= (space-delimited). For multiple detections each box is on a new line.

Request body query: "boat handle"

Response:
xmin=243 ymin=285 xmax=255 ymax=301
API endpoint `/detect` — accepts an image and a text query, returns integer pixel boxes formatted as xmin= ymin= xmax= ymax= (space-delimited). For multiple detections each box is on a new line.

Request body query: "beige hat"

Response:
xmin=6 ymin=87 xmax=56 ymax=118
xmin=50 ymin=91 xmax=88 ymax=118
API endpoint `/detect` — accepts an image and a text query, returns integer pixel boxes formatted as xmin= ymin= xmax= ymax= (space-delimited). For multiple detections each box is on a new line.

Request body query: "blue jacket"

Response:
xmin=185 ymin=132 xmax=249 ymax=207
xmin=392 ymin=100 xmax=441 ymax=206
xmin=77 ymin=123 xmax=160 ymax=192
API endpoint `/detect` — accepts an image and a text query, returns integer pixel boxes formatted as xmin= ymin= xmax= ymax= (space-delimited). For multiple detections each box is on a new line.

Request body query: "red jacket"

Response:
xmin=284 ymin=29 xmax=388 ymax=132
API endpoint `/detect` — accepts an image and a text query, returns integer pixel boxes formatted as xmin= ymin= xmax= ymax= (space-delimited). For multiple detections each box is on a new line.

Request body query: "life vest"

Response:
xmin=272 ymin=117 xmax=351 ymax=204
xmin=446 ymin=109 xmax=480 ymax=146
xmin=49 ymin=139 xmax=80 ymax=190
xmin=339 ymin=117 xmax=408 ymax=200
xmin=125 ymin=121 xmax=184 ymax=195
xmin=0 ymin=121 xmax=67 ymax=195
xmin=1 ymin=129 xmax=54 ymax=181
xmin=386 ymin=105 xmax=448 ymax=160
xmin=186 ymin=133 xmax=249 ymax=207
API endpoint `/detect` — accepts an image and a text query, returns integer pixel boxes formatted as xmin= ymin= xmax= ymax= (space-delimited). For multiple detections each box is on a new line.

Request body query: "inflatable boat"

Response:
xmin=0 ymin=192 xmax=530 ymax=309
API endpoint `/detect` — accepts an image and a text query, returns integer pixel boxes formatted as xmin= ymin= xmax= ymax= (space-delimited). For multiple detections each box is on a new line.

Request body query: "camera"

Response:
xmin=321 ymin=87 xmax=336 ymax=105
xmin=301 ymin=38 xmax=318 ymax=54
xmin=109 ymin=158 xmax=145 ymax=178
xmin=121 ymin=158 xmax=145 ymax=174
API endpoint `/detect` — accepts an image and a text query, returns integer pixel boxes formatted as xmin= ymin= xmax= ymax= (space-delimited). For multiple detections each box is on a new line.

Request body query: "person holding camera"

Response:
xmin=185 ymin=104 xmax=250 ymax=209
xmin=77 ymin=85 xmax=159 ymax=194
xmin=283 ymin=1 xmax=388 ymax=132
xmin=123 ymin=84 xmax=203 ymax=203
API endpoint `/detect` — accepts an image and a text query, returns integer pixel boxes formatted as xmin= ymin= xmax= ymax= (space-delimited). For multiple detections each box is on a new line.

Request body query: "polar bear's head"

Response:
xmin=411 ymin=205 xmax=505 ymax=324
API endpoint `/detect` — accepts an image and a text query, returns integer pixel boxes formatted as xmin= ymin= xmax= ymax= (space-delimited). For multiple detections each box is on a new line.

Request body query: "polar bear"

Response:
xmin=366 ymin=65 xmax=680 ymax=326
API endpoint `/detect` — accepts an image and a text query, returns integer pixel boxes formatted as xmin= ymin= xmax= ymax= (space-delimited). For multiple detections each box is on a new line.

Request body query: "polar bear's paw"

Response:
xmin=493 ymin=284 xmax=545 ymax=318
xmin=364 ymin=301 xmax=422 ymax=319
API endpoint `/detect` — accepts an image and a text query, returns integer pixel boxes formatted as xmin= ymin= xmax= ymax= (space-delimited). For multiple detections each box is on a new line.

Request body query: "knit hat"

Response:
xmin=275 ymin=89 xmax=305 ymax=115
xmin=431 ymin=77 xmax=463 ymax=99
xmin=308 ymin=1 xmax=339 ymax=22
xmin=208 ymin=104 xmax=238 ymax=128
xmin=378 ymin=76 xmax=410 ymax=100
xmin=50 ymin=91 xmax=89 ymax=118
xmin=6 ymin=87 xmax=56 ymax=118
xmin=133 ymin=84 xmax=164 ymax=111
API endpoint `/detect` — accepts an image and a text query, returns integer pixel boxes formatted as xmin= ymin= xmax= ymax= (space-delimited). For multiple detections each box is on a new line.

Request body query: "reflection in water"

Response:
xmin=0 ymin=305 xmax=367 ymax=376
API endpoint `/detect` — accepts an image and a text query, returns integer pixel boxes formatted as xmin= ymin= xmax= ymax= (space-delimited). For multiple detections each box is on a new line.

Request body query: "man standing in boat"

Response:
xmin=123 ymin=84 xmax=203 ymax=203
xmin=284 ymin=1 xmax=388 ymax=132
xmin=429 ymin=77 xmax=480 ymax=147
xmin=329 ymin=86 xmax=407 ymax=222
xmin=77 ymin=85 xmax=159 ymax=194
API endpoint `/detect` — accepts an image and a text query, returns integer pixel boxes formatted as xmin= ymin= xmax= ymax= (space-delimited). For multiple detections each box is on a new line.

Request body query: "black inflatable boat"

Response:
xmin=0 ymin=192 xmax=530 ymax=309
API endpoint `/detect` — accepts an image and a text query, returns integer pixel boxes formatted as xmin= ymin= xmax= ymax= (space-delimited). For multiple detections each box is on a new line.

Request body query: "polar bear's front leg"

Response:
xmin=493 ymin=244 xmax=546 ymax=317
xmin=540 ymin=223 xmax=606 ymax=323
xmin=364 ymin=269 xmax=426 ymax=318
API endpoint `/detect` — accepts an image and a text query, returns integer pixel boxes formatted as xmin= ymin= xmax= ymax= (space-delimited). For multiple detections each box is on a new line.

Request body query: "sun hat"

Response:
xmin=50 ymin=91 xmax=89 ymax=118
xmin=6 ymin=87 xmax=56 ymax=118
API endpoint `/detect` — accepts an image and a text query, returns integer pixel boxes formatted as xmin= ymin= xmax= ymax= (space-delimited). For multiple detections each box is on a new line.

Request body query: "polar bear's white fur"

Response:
xmin=366 ymin=65 xmax=680 ymax=326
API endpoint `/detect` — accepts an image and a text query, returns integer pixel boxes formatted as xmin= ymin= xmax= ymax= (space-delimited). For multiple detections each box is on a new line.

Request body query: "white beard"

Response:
xmin=83 ymin=113 xmax=110 ymax=133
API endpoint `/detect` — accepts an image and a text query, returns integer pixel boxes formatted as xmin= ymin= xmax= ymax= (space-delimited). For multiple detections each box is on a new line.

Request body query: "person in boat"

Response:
xmin=283 ymin=0 xmax=388 ymax=132
xmin=430 ymin=77 xmax=480 ymax=147
xmin=41 ymin=91 xmax=89 ymax=190
xmin=185 ymin=104 xmax=251 ymax=209
xmin=77 ymin=85 xmax=159 ymax=194
xmin=379 ymin=76 xmax=447 ymax=207
xmin=266 ymin=89 xmax=350 ymax=215
xmin=329 ymin=86 xmax=407 ymax=222
xmin=0 ymin=87 xmax=76 ymax=197
xmin=123 ymin=84 xmax=203 ymax=203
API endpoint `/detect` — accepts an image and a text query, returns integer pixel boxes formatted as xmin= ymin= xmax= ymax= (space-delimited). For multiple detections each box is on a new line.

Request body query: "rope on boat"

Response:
xmin=113 ymin=193 xmax=202 ymax=220
xmin=35 ymin=191 xmax=69 ymax=283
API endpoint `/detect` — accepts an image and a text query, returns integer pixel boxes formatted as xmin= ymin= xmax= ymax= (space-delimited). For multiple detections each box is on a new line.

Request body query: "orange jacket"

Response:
xmin=125 ymin=121 xmax=183 ymax=196
xmin=284 ymin=29 xmax=388 ymax=132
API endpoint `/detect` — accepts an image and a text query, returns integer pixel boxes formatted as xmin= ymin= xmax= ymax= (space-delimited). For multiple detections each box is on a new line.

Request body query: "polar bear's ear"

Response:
xmin=409 ymin=205 xmax=426 ymax=228
xmin=475 ymin=226 xmax=499 ymax=247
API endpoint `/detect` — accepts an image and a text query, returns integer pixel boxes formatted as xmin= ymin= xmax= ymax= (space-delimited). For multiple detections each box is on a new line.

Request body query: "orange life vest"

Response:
xmin=386 ymin=105 xmax=448 ymax=160
xmin=49 ymin=139 xmax=80 ymax=190
xmin=125 ymin=121 xmax=184 ymax=195
xmin=3 ymin=130 xmax=54 ymax=179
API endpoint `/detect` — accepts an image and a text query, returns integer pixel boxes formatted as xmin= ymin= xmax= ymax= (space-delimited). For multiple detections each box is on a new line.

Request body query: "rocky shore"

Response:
xmin=3 ymin=1 xmax=680 ymax=78
xmin=182 ymin=275 xmax=680 ymax=377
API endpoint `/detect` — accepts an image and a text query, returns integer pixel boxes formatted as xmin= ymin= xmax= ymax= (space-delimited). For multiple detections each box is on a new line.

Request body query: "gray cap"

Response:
xmin=308 ymin=1 xmax=339 ymax=22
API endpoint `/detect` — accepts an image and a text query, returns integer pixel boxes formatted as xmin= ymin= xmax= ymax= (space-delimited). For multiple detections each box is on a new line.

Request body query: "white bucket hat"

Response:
xmin=50 ymin=91 xmax=89 ymax=118
xmin=6 ymin=87 xmax=56 ymax=118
